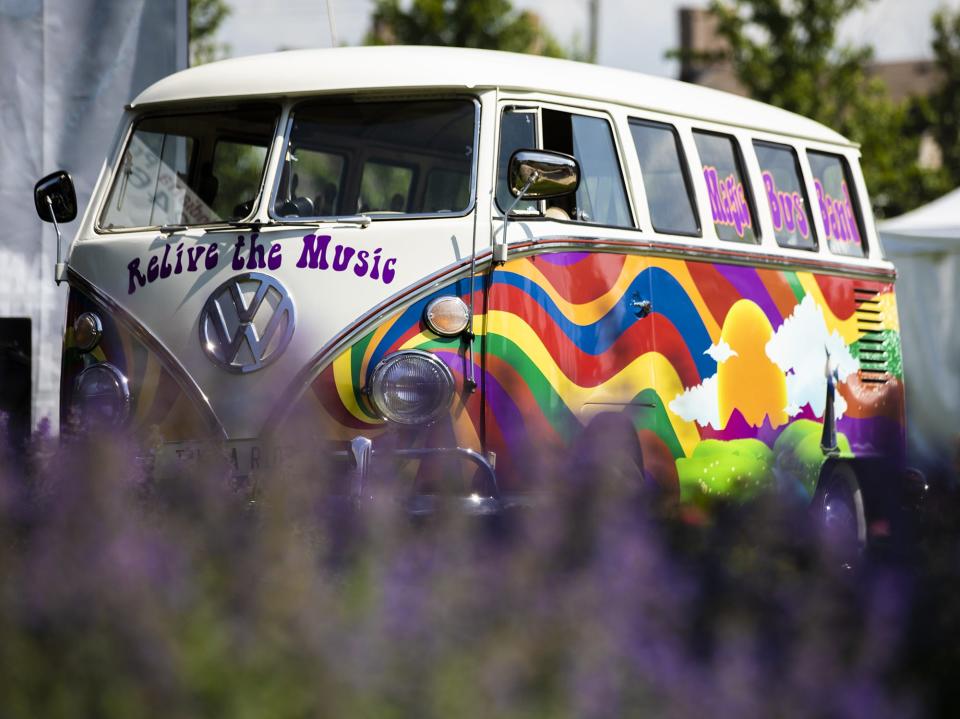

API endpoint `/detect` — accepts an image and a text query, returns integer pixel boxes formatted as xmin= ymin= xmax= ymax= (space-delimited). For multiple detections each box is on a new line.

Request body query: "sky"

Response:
xmin=214 ymin=0 xmax=960 ymax=77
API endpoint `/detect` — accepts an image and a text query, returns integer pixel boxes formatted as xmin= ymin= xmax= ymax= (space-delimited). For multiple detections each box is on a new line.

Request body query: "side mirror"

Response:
xmin=34 ymin=170 xmax=77 ymax=224
xmin=507 ymin=149 xmax=580 ymax=200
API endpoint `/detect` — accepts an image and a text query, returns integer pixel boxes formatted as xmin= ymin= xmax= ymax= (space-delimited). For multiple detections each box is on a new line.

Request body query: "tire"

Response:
xmin=811 ymin=462 xmax=867 ymax=563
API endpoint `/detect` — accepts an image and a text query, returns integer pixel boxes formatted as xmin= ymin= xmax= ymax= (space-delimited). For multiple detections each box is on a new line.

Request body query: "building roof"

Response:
xmin=677 ymin=8 xmax=941 ymax=109
xmin=130 ymin=46 xmax=851 ymax=146
xmin=866 ymin=60 xmax=941 ymax=105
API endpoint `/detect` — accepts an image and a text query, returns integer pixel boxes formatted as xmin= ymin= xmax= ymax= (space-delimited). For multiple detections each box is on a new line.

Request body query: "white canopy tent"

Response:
xmin=879 ymin=189 xmax=960 ymax=474
xmin=0 ymin=0 xmax=186 ymax=430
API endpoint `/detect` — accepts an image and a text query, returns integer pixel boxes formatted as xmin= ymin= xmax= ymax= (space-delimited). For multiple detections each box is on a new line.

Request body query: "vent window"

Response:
xmin=854 ymin=287 xmax=890 ymax=383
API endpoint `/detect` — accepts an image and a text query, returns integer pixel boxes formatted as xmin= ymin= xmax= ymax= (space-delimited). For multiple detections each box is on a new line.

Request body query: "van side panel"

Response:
xmin=481 ymin=251 xmax=904 ymax=501
xmin=291 ymin=251 xmax=904 ymax=503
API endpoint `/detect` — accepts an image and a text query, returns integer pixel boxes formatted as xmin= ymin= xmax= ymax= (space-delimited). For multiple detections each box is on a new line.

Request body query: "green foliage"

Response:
xmin=366 ymin=0 xmax=566 ymax=58
xmin=929 ymin=8 xmax=960 ymax=189
xmin=189 ymin=0 xmax=232 ymax=66
xmin=706 ymin=0 xmax=874 ymax=127
xmin=673 ymin=0 xmax=950 ymax=217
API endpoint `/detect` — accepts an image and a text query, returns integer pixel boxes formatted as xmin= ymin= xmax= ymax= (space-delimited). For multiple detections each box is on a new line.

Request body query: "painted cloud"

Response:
xmin=669 ymin=294 xmax=859 ymax=429
xmin=704 ymin=339 xmax=738 ymax=364
xmin=669 ymin=374 xmax=722 ymax=429
xmin=764 ymin=293 xmax=858 ymax=418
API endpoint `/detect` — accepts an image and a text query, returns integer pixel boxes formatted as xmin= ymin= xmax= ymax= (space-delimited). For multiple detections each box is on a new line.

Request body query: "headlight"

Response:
xmin=424 ymin=296 xmax=470 ymax=337
xmin=368 ymin=350 xmax=455 ymax=425
xmin=73 ymin=363 xmax=130 ymax=427
xmin=73 ymin=312 xmax=103 ymax=352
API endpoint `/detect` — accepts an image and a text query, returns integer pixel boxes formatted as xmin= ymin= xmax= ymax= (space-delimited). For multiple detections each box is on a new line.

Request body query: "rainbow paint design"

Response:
xmin=299 ymin=250 xmax=905 ymax=502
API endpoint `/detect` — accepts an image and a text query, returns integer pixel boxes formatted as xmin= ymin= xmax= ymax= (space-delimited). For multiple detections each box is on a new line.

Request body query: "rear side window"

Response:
xmin=629 ymin=119 xmax=699 ymax=236
xmin=693 ymin=131 xmax=757 ymax=243
xmin=754 ymin=141 xmax=816 ymax=250
xmin=807 ymin=151 xmax=867 ymax=257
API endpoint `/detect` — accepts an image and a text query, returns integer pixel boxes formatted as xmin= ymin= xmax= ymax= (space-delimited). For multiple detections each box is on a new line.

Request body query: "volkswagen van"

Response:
xmin=35 ymin=46 xmax=913 ymax=545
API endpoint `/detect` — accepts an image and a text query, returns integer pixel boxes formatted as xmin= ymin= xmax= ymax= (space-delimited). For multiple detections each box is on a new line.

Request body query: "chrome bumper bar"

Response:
xmin=332 ymin=436 xmax=501 ymax=507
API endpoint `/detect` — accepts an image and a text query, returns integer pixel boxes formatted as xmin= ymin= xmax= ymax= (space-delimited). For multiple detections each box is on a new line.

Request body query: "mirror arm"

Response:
xmin=496 ymin=170 xmax=539 ymax=265
xmin=463 ymin=203 xmax=480 ymax=393
xmin=45 ymin=195 xmax=67 ymax=285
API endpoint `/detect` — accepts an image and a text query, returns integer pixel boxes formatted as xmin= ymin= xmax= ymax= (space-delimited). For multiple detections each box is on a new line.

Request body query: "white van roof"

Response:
xmin=131 ymin=46 xmax=851 ymax=146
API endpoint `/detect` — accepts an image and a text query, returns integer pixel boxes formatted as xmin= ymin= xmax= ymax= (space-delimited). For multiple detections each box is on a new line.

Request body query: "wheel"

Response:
xmin=569 ymin=411 xmax=649 ymax=513
xmin=811 ymin=463 xmax=866 ymax=563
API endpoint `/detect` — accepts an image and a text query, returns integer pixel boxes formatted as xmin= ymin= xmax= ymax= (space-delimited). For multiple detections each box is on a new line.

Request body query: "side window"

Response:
xmin=496 ymin=109 xmax=538 ymax=214
xmin=754 ymin=141 xmax=817 ymax=250
xmin=496 ymin=106 xmax=633 ymax=228
xmin=693 ymin=131 xmax=758 ymax=243
xmin=807 ymin=151 xmax=867 ymax=257
xmin=542 ymin=109 xmax=633 ymax=227
xmin=629 ymin=119 xmax=699 ymax=236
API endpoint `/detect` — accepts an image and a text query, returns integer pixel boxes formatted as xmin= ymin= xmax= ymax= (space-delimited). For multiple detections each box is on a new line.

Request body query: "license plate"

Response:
xmin=154 ymin=439 xmax=293 ymax=479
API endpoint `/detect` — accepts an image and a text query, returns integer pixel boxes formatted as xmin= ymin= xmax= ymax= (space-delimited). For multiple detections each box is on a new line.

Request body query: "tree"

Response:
xmin=672 ymin=0 xmax=945 ymax=217
xmin=692 ymin=0 xmax=874 ymax=128
xmin=366 ymin=0 xmax=566 ymax=58
xmin=928 ymin=8 xmax=960 ymax=189
xmin=190 ymin=0 xmax=232 ymax=66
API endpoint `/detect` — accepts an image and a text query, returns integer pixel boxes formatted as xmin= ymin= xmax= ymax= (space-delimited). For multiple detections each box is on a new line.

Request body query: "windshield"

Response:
xmin=274 ymin=98 xmax=477 ymax=219
xmin=100 ymin=104 xmax=278 ymax=230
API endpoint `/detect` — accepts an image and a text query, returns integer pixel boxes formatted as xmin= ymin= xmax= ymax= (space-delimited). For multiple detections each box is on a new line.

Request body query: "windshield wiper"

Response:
xmin=160 ymin=215 xmax=374 ymax=235
xmin=265 ymin=215 xmax=373 ymax=228
xmin=330 ymin=214 xmax=372 ymax=228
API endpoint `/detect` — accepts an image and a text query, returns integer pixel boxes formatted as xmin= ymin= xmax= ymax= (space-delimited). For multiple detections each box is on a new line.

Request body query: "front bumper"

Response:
xmin=154 ymin=435 xmax=506 ymax=514
xmin=332 ymin=436 xmax=500 ymax=509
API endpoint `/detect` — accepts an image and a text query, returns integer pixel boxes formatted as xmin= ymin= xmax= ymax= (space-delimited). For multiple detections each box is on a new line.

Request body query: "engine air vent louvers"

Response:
xmin=853 ymin=287 xmax=889 ymax=384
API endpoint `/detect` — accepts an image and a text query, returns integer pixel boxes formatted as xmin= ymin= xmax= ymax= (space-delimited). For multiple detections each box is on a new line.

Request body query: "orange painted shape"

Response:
xmin=717 ymin=300 xmax=788 ymax=429
xmin=759 ymin=270 xmax=804 ymax=320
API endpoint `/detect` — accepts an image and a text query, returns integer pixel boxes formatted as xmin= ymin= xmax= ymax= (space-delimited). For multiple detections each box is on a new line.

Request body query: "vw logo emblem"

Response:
xmin=199 ymin=273 xmax=296 ymax=373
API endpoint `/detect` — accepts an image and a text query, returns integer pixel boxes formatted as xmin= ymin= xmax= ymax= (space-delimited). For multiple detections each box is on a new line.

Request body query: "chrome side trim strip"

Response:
xmin=504 ymin=236 xmax=897 ymax=280
xmin=266 ymin=235 xmax=897 ymax=430
xmin=66 ymin=267 xmax=227 ymax=438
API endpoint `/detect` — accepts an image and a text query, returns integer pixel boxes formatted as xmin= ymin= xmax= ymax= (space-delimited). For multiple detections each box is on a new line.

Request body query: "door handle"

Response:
xmin=630 ymin=296 xmax=652 ymax=319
